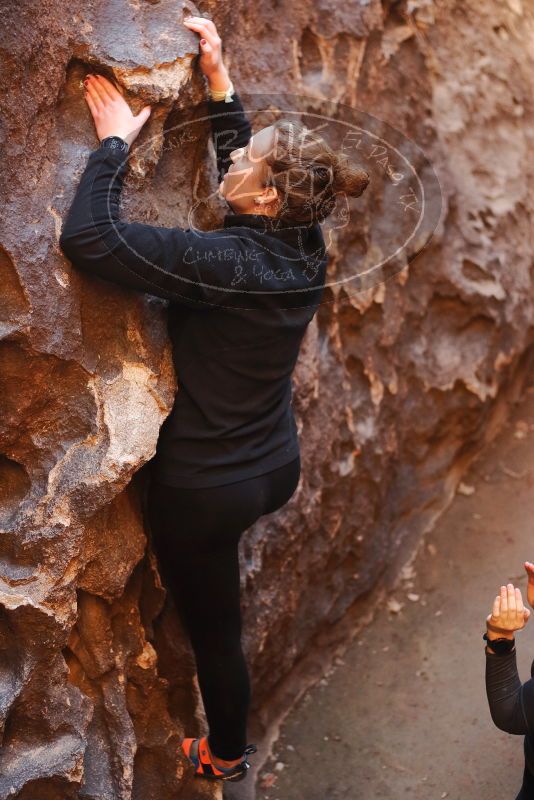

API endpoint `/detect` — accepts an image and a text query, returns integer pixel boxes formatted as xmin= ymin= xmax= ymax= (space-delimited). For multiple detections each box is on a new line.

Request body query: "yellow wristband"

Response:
xmin=208 ymin=79 xmax=235 ymax=103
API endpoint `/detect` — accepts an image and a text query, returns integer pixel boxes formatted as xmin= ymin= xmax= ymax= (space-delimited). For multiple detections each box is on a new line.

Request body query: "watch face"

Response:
xmin=486 ymin=637 xmax=514 ymax=653
xmin=103 ymin=137 xmax=127 ymax=152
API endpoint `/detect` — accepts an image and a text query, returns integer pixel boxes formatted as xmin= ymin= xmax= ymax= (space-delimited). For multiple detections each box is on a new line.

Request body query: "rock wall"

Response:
xmin=0 ymin=0 xmax=533 ymax=797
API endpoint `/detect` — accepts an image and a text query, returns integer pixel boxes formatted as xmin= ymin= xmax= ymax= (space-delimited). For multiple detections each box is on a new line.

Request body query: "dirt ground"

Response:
xmin=256 ymin=387 xmax=534 ymax=800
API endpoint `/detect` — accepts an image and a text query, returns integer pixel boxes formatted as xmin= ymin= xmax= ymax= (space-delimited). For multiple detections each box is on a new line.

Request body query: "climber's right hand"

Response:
xmin=183 ymin=16 xmax=226 ymax=81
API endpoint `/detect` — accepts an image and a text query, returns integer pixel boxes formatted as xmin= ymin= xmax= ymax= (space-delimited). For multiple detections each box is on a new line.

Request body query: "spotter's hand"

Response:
xmin=486 ymin=583 xmax=530 ymax=633
xmin=83 ymin=74 xmax=151 ymax=148
xmin=525 ymin=561 xmax=534 ymax=609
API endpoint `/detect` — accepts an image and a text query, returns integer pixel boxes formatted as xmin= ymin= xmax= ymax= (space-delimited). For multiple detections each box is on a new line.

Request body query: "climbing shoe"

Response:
xmin=181 ymin=735 xmax=258 ymax=782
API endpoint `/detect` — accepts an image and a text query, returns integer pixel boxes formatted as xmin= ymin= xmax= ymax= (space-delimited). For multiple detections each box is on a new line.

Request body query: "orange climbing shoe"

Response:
xmin=181 ymin=735 xmax=257 ymax=782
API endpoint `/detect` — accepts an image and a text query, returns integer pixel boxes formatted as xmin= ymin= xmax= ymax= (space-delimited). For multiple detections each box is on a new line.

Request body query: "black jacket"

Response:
xmin=59 ymin=91 xmax=328 ymax=487
xmin=486 ymin=648 xmax=534 ymax=778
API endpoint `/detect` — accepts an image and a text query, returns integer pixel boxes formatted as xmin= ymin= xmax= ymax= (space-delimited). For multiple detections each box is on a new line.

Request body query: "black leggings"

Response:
xmin=145 ymin=455 xmax=301 ymax=761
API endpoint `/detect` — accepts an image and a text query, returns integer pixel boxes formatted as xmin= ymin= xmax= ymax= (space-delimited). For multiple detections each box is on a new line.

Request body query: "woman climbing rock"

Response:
xmin=59 ymin=15 xmax=369 ymax=784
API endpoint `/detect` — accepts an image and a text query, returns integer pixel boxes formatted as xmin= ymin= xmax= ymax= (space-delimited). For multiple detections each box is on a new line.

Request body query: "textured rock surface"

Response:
xmin=0 ymin=0 xmax=533 ymax=797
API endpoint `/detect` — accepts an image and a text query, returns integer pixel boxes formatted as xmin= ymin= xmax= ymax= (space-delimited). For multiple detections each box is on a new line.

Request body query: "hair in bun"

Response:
xmin=263 ymin=119 xmax=370 ymax=224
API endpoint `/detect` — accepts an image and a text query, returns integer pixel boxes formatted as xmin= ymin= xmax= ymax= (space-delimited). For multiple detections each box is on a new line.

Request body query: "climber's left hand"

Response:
xmin=83 ymin=74 xmax=152 ymax=148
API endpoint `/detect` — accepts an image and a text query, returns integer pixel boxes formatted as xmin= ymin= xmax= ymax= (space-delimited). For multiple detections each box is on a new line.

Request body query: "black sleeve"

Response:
xmin=59 ymin=147 xmax=237 ymax=309
xmin=485 ymin=649 xmax=533 ymax=734
xmin=206 ymin=90 xmax=252 ymax=182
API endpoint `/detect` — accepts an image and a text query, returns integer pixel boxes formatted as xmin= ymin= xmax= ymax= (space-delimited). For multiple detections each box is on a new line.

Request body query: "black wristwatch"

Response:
xmin=483 ymin=632 xmax=516 ymax=654
xmin=100 ymin=135 xmax=129 ymax=154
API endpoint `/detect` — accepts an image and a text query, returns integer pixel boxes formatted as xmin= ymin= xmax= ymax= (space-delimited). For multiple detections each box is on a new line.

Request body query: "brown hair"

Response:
xmin=263 ymin=119 xmax=370 ymax=224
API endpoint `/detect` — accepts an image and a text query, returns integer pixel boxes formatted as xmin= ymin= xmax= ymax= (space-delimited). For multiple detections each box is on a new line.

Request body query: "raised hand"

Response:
xmin=83 ymin=74 xmax=151 ymax=148
xmin=525 ymin=561 xmax=534 ymax=609
xmin=183 ymin=16 xmax=227 ymax=83
xmin=486 ymin=583 xmax=530 ymax=634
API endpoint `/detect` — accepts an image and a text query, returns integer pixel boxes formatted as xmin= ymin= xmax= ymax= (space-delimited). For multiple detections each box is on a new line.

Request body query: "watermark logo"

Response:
xmin=103 ymin=91 xmax=443 ymax=311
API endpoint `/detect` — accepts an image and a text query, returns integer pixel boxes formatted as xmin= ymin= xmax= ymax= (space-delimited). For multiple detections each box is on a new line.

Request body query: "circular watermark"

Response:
xmin=99 ymin=90 xmax=443 ymax=312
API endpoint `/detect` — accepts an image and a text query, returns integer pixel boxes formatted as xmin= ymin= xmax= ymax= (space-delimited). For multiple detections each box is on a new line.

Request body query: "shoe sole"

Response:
xmin=193 ymin=767 xmax=249 ymax=782
xmin=181 ymin=736 xmax=251 ymax=782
